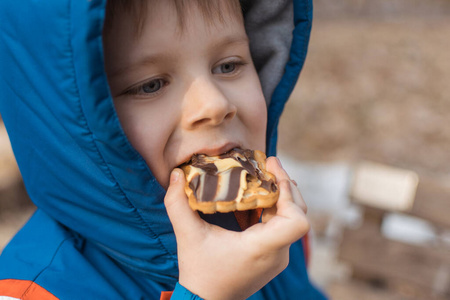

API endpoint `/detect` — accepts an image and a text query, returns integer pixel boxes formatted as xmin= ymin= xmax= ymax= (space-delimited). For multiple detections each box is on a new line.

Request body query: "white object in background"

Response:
xmin=278 ymin=153 xmax=352 ymax=213
xmin=382 ymin=213 xmax=436 ymax=245
xmin=350 ymin=161 xmax=419 ymax=212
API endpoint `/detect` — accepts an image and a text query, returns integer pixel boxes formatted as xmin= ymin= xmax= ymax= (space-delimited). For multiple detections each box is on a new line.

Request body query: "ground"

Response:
xmin=279 ymin=17 xmax=450 ymax=178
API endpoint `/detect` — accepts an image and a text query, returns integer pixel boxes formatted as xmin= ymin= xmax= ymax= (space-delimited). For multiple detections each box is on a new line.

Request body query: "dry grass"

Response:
xmin=279 ymin=17 xmax=450 ymax=177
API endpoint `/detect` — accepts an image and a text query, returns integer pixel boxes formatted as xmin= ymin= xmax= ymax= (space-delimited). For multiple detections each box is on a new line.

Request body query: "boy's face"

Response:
xmin=103 ymin=2 xmax=267 ymax=189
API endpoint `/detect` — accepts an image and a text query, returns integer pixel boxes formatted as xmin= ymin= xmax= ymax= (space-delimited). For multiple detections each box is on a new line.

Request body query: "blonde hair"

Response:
xmin=104 ymin=0 xmax=243 ymax=36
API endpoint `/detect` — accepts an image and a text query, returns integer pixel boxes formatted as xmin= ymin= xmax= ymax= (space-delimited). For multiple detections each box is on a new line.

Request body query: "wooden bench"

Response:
xmin=328 ymin=161 xmax=450 ymax=299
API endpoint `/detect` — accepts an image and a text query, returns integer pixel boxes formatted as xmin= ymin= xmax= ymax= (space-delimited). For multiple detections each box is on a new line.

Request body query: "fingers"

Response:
xmin=164 ymin=168 xmax=205 ymax=239
xmin=265 ymin=157 xmax=290 ymax=182
xmin=265 ymin=157 xmax=307 ymax=214
xmin=276 ymin=179 xmax=310 ymax=229
xmin=258 ymin=181 xmax=310 ymax=249
xmin=287 ymin=179 xmax=308 ymax=214
xmin=261 ymin=205 xmax=277 ymax=223
xmin=251 ymin=157 xmax=310 ymax=249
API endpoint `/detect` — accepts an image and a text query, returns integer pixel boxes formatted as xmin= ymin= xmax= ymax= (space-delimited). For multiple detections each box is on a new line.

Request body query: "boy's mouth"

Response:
xmin=177 ymin=142 xmax=242 ymax=167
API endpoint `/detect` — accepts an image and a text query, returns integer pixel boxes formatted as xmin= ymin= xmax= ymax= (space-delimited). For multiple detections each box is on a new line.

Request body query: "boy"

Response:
xmin=0 ymin=0 xmax=326 ymax=299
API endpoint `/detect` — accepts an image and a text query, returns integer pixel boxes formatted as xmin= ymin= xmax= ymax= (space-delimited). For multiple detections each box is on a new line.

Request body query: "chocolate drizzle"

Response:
xmin=224 ymin=167 xmax=245 ymax=202
xmin=202 ymin=173 xmax=218 ymax=202
xmin=182 ymin=148 xmax=277 ymax=203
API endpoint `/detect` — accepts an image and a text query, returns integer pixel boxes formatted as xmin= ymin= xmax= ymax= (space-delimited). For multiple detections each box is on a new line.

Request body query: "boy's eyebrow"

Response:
xmin=108 ymin=35 xmax=249 ymax=79
xmin=209 ymin=35 xmax=249 ymax=53
xmin=108 ymin=53 xmax=171 ymax=80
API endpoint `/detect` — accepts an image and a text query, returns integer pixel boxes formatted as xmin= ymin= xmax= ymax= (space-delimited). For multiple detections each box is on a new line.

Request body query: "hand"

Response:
xmin=164 ymin=157 xmax=309 ymax=300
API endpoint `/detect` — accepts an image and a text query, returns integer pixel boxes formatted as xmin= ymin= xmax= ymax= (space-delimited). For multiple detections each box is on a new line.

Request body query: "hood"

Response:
xmin=0 ymin=0 xmax=312 ymax=283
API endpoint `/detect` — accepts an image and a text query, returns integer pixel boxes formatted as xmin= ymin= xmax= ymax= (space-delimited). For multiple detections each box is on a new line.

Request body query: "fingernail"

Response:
xmin=170 ymin=169 xmax=180 ymax=183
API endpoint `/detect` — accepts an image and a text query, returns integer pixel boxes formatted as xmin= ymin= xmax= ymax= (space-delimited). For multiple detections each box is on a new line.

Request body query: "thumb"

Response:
xmin=164 ymin=168 xmax=204 ymax=237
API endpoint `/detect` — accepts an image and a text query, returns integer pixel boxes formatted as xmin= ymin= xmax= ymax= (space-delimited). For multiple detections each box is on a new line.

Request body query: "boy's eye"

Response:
xmin=125 ymin=78 xmax=166 ymax=96
xmin=212 ymin=60 xmax=244 ymax=75
xmin=141 ymin=79 xmax=163 ymax=93
xmin=219 ymin=63 xmax=236 ymax=73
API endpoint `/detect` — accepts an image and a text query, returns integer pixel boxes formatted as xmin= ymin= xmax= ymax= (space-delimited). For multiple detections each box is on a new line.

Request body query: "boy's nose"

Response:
xmin=182 ymin=78 xmax=237 ymax=129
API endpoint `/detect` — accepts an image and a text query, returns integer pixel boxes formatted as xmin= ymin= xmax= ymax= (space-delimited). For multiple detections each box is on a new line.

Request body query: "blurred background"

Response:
xmin=277 ymin=0 xmax=450 ymax=299
xmin=1 ymin=0 xmax=449 ymax=299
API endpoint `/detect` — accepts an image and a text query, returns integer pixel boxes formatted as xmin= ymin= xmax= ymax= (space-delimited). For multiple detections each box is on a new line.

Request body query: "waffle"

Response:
xmin=180 ymin=148 xmax=279 ymax=214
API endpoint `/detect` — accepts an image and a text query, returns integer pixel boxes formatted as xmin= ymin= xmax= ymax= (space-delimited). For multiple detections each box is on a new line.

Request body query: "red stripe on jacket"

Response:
xmin=0 ymin=279 xmax=59 ymax=300
xmin=160 ymin=291 xmax=173 ymax=300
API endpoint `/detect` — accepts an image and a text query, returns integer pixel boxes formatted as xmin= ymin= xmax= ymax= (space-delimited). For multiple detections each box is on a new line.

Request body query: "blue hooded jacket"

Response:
xmin=0 ymin=0 xmax=327 ymax=299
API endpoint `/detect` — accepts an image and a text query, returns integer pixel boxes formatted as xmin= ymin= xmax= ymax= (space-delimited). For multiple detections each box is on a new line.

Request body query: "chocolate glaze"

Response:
xmin=184 ymin=148 xmax=277 ymax=203
xmin=191 ymin=155 xmax=218 ymax=173
xmin=202 ymin=173 xmax=218 ymax=202
xmin=224 ymin=167 xmax=245 ymax=202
